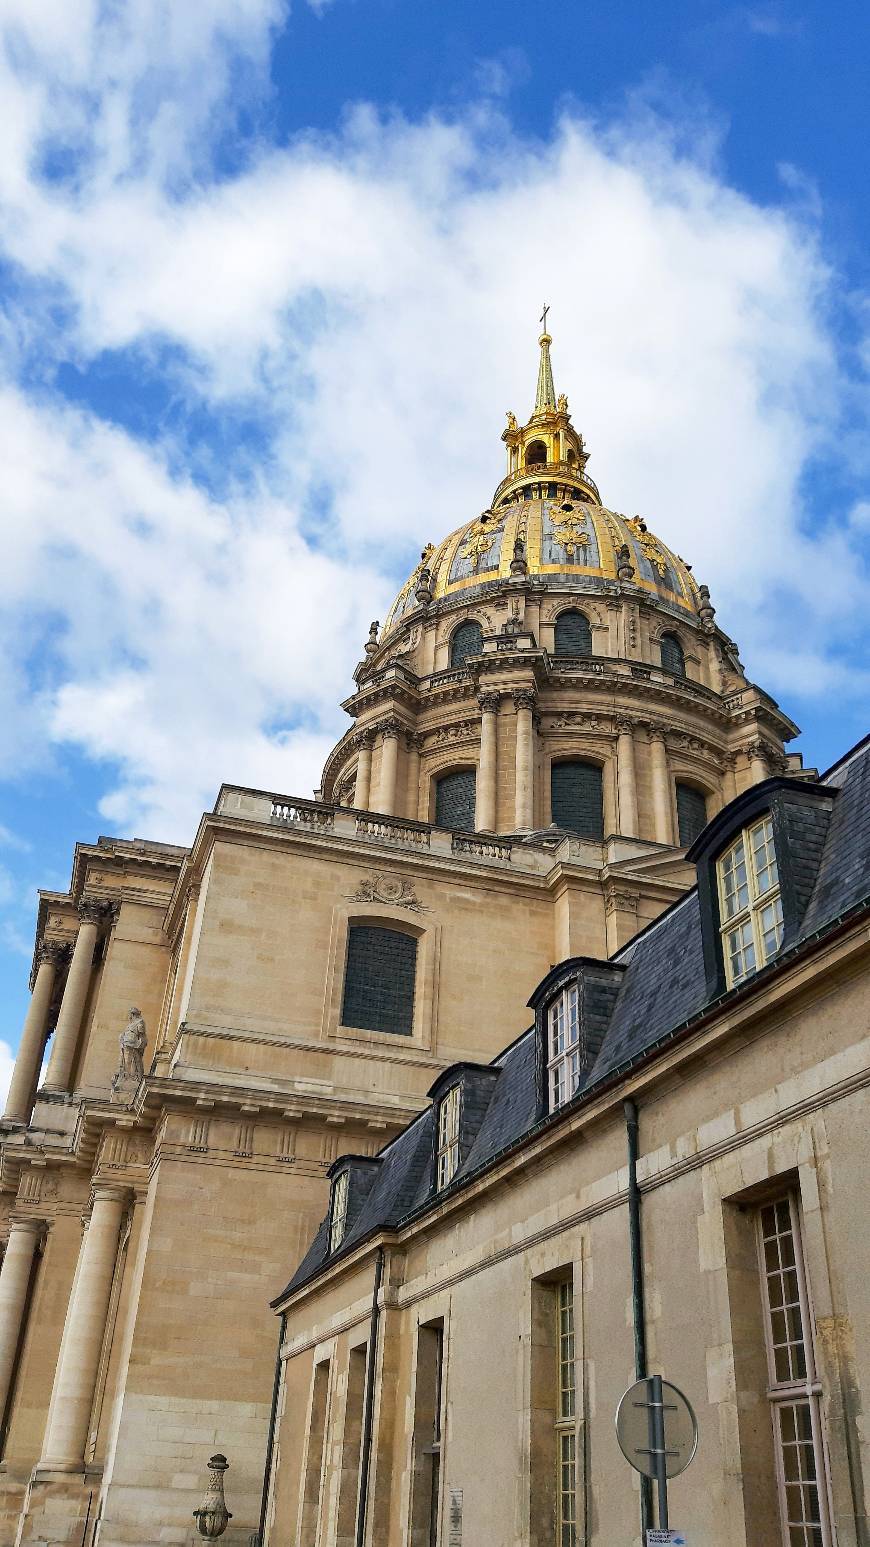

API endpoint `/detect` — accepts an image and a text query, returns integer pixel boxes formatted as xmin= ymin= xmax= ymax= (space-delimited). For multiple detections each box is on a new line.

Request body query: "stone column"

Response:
xmin=4 ymin=943 xmax=66 ymax=1124
xmin=377 ymin=723 xmax=400 ymax=817
xmin=0 ymin=1217 xmax=44 ymax=1422
xmin=722 ymin=751 xmax=738 ymax=804
xmin=616 ymin=720 xmax=639 ymax=838
xmin=513 ymin=691 xmax=536 ymax=831
xmin=476 ymin=693 xmax=500 ymax=832
xmin=352 ymin=731 xmax=374 ymax=810
xmin=748 ymin=741 xmax=769 ymax=785
xmin=40 ymin=1184 xmax=128 ymax=1471
xmin=649 ymin=728 xmax=674 ymax=844
xmin=42 ymin=902 xmax=104 ymax=1096
xmin=405 ymin=733 xmax=421 ymax=821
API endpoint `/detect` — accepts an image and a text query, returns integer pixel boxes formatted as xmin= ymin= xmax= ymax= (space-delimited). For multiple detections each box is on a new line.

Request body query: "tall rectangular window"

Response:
xmin=717 ymin=816 xmax=783 ymax=986
xmin=329 ymin=1170 xmax=349 ymax=1254
xmin=757 ymin=1197 xmax=832 ymax=1547
xmin=436 ymin=1085 xmax=461 ymax=1190
xmin=547 ymin=985 xmax=581 ymax=1111
xmin=299 ymin=1360 xmax=330 ymax=1547
xmin=341 ymin=925 xmax=417 ymax=1036
xmin=409 ymin=1321 xmax=444 ymax=1547
xmin=556 ymin=1281 xmax=577 ymax=1547
xmin=335 ymin=1345 xmax=367 ymax=1547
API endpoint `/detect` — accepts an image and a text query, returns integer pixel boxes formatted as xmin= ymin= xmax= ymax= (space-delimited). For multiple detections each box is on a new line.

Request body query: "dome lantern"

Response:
xmin=498 ymin=311 xmax=600 ymax=509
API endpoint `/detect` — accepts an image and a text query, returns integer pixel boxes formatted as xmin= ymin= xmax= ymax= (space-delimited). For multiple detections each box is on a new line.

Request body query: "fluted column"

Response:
xmin=649 ymin=729 xmax=674 ymax=844
xmin=42 ymin=902 xmax=104 ymax=1096
xmin=4 ymin=943 xmax=66 ymax=1124
xmin=40 ymin=1184 xmax=128 ymax=1471
xmin=0 ymin=1217 xmax=44 ymax=1422
xmin=377 ymin=722 xmax=400 ymax=816
xmin=405 ymin=733 xmax=421 ymax=821
xmin=476 ymin=693 xmax=499 ymax=832
xmin=352 ymin=731 xmax=374 ymax=810
xmin=616 ymin=720 xmax=639 ymax=838
xmin=513 ymin=691 xmax=536 ymax=831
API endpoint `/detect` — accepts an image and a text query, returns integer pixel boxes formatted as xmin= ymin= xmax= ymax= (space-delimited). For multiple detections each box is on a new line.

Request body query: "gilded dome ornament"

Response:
xmin=627 ymin=514 xmax=668 ymax=577
xmin=461 ymin=511 xmax=504 ymax=569
xmin=550 ymin=504 xmax=589 ymax=557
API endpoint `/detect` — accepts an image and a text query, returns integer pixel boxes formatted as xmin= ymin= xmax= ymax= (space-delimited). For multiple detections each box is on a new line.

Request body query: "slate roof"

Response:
xmin=277 ymin=735 xmax=870 ymax=1304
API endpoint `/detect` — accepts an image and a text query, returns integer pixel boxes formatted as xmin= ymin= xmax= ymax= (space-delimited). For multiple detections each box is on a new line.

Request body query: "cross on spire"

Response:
xmin=540 ymin=302 xmax=549 ymax=333
xmin=535 ymin=310 xmax=556 ymax=411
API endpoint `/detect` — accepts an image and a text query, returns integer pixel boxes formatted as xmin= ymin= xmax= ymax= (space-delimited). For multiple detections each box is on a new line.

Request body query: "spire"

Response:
xmin=535 ymin=304 xmax=555 ymax=412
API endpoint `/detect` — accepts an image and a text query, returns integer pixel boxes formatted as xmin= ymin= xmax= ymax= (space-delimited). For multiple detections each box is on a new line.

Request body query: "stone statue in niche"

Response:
xmin=111 ymin=1007 xmax=147 ymax=1102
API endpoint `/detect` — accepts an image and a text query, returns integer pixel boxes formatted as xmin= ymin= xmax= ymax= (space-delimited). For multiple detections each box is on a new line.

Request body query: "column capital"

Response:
xmin=648 ymin=723 xmax=668 ymax=745
xmin=89 ymin=1182 xmax=131 ymax=1208
xmin=512 ymin=689 xmax=537 ymax=713
xmin=477 ymin=692 xmax=501 ymax=715
xmin=378 ymin=717 xmax=403 ymax=741
xmin=353 ymin=727 xmax=376 ymax=751
xmin=77 ymin=897 xmax=108 ymax=927
xmin=405 ymin=729 xmax=424 ymax=753
xmin=6 ymin=1214 xmax=48 ymax=1238
xmin=38 ymin=939 xmax=71 ymax=969
xmin=615 ymin=716 xmax=637 ymax=736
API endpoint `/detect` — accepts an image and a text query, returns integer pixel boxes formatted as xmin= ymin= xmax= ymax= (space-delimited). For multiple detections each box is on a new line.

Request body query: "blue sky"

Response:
xmin=0 ymin=0 xmax=868 ymax=1077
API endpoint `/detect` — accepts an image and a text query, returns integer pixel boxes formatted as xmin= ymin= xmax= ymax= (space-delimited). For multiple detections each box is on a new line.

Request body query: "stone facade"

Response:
xmin=0 ymin=332 xmax=816 ymax=1545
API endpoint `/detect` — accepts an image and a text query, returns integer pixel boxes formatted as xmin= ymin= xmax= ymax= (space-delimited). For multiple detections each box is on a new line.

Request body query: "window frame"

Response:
xmin=716 ymin=815 xmax=784 ymax=988
xmin=675 ymin=781 xmax=708 ymax=848
xmin=328 ymin=1169 xmax=349 ymax=1254
xmin=340 ymin=922 xmax=418 ymax=1037
xmin=449 ymin=619 xmax=484 ymax=669
xmin=434 ymin=767 xmax=477 ymax=832
xmin=546 ymin=984 xmax=581 ymax=1112
xmin=555 ymin=1278 xmax=577 ymax=1547
xmin=436 ymin=1084 xmax=461 ymax=1190
xmin=756 ymin=1195 xmax=834 ymax=1547
xmin=549 ymin=759 xmax=604 ymax=840
xmin=553 ymin=608 xmax=593 ymax=659
xmin=660 ymin=631 xmax=686 ymax=678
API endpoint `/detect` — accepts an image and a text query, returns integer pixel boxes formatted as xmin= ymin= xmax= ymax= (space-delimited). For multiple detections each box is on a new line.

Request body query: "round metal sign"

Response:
xmin=615 ymin=1377 xmax=698 ymax=1480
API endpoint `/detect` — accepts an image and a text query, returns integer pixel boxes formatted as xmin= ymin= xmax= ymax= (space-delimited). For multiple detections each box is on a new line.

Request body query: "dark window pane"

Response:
xmin=551 ymin=762 xmax=604 ymax=839
xmin=341 ymin=926 xmax=417 ymax=1036
xmin=554 ymin=609 xmax=592 ymax=657
xmin=435 ymin=770 xmax=476 ymax=831
xmin=450 ymin=620 xmax=483 ymax=667
xmin=660 ymin=633 xmax=685 ymax=677
xmin=676 ymin=783 xmax=708 ymax=846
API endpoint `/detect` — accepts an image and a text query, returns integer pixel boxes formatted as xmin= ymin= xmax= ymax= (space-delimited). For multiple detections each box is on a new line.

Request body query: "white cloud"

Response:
xmin=0 ymin=4 xmax=866 ymax=841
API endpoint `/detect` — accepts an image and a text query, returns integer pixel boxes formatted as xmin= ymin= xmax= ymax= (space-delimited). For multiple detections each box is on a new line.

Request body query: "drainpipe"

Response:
xmin=624 ymin=1098 xmax=652 ymax=1537
xmin=256 ymin=1311 xmax=286 ymax=1547
xmin=356 ymin=1247 xmax=385 ymax=1547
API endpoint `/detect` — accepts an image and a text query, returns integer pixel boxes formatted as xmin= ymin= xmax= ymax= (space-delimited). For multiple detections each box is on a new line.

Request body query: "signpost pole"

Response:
xmin=649 ymin=1374 xmax=669 ymax=1532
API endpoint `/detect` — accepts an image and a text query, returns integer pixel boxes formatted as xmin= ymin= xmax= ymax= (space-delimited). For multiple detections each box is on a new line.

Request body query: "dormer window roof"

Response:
xmin=689 ymin=776 xmax=837 ymax=999
xmin=529 ymin=958 xmax=626 ymax=1117
xmin=325 ymin=1154 xmax=382 ymax=1256
xmin=427 ymin=1063 xmax=501 ymax=1193
xmin=328 ymin=1169 xmax=349 ymax=1253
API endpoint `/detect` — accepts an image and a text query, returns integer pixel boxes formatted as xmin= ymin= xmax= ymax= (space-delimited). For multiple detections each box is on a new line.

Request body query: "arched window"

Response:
xmin=676 ymin=783 xmax=708 ymax=847
xmin=525 ymin=440 xmax=547 ymax=466
xmin=554 ymin=609 xmax=592 ymax=658
xmin=341 ymin=925 xmax=417 ymax=1036
xmin=435 ymin=769 xmax=476 ymax=831
xmin=450 ymin=620 xmax=483 ymax=668
xmin=550 ymin=762 xmax=604 ymax=839
xmin=660 ymin=633 xmax=685 ymax=678
xmin=566 ymin=448 xmax=577 ymax=466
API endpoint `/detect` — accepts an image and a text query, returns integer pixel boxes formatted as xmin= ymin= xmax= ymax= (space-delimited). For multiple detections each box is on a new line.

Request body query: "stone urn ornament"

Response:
xmin=193 ymin=1453 xmax=233 ymax=1540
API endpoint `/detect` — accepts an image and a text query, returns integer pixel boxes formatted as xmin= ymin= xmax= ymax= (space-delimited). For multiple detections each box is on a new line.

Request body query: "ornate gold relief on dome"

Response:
xmin=627 ymin=515 xmax=667 ymax=577
xmin=549 ymin=503 xmax=589 ymax=557
xmin=460 ymin=511 xmax=505 ymax=570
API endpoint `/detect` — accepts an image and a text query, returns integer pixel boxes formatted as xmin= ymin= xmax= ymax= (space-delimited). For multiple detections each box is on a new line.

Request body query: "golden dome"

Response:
xmin=383 ymin=320 xmax=700 ymax=638
xmin=383 ymin=500 xmax=700 ymax=636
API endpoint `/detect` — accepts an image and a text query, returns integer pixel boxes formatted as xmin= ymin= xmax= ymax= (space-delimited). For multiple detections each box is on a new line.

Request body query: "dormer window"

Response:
xmin=547 ymin=984 xmax=581 ymax=1109
xmin=436 ymin=1084 xmax=461 ymax=1189
xmin=328 ymin=1170 xmax=349 ymax=1253
xmin=717 ymin=816 xmax=783 ymax=987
